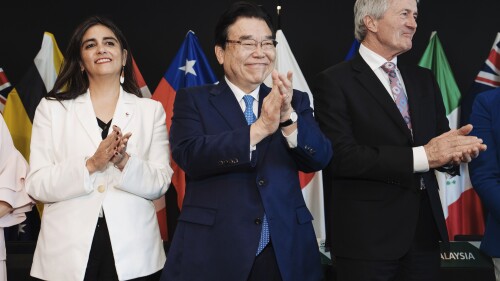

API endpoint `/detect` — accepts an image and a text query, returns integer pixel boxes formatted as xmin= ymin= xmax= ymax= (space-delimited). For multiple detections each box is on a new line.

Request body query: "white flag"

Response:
xmin=265 ymin=30 xmax=326 ymax=245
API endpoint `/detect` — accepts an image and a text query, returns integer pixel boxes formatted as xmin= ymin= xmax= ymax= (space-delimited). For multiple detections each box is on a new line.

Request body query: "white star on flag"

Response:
xmin=179 ymin=59 xmax=197 ymax=76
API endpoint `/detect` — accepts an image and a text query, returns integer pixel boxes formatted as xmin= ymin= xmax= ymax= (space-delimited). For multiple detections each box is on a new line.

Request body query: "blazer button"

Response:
xmin=258 ymin=180 xmax=265 ymax=186
xmin=254 ymin=218 xmax=262 ymax=225
xmin=97 ymin=185 xmax=105 ymax=193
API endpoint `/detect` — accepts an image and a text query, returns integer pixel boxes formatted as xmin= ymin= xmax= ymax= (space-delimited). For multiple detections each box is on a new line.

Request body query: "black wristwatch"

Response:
xmin=279 ymin=111 xmax=298 ymax=127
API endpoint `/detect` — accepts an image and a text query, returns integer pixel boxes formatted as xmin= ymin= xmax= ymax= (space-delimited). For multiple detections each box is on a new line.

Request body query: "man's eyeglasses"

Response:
xmin=226 ymin=39 xmax=278 ymax=51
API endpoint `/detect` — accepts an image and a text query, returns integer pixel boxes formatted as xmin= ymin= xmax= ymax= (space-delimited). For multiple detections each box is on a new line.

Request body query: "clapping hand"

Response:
xmin=86 ymin=125 xmax=132 ymax=173
xmin=424 ymin=124 xmax=487 ymax=168
xmin=110 ymin=125 xmax=132 ymax=170
xmin=273 ymin=70 xmax=294 ymax=122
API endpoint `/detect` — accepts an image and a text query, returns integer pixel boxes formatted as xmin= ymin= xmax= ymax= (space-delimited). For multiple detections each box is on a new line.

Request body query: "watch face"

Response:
xmin=290 ymin=111 xmax=298 ymax=122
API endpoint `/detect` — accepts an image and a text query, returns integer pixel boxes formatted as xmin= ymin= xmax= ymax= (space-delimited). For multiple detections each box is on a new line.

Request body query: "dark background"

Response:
xmin=1 ymin=1 xmax=499 ymax=279
xmin=1 ymin=0 xmax=499 ymax=97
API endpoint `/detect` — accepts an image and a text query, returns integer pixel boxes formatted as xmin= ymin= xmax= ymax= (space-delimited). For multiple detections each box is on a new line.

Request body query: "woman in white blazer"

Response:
xmin=26 ymin=16 xmax=173 ymax=281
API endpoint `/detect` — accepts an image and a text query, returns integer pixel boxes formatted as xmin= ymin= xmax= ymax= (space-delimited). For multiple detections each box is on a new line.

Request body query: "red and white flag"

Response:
xmin=265 ymin=30 xmax=326 ymax=245
xmin=132 ymin=58 xmax=151 ymax=98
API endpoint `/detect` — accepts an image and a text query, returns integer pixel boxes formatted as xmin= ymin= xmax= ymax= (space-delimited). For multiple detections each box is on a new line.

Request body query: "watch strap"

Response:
xmin=279 ymin=119 xmax=294 ymax=127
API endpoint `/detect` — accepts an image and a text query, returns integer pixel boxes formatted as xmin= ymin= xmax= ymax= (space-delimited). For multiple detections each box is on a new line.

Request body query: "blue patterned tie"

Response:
xmin=242 ymin=95 xmax=270 ymax=255
xmin=243 ymin=95 xmax=257 ymax=125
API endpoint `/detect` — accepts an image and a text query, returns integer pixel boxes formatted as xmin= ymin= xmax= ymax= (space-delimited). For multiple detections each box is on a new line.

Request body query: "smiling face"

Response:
xmin=215 ymin=17 xmax=275 ymax=93
xmin=80 ymin=24 xmax=127 ymax=81
xmin=364 ymin=0 xmax=418 ymax=60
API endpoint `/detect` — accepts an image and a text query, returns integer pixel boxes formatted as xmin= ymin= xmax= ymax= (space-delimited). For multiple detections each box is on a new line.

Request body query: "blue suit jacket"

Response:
xmin=160 ymin=80 xmax=332 ymax=281
xmin=469 ymin=87 xmax=500 ymax=257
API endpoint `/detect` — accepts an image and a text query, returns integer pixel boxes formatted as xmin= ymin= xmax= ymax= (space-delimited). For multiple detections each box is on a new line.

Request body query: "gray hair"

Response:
xmin=354 ymin=0 xmax=419 ymax=41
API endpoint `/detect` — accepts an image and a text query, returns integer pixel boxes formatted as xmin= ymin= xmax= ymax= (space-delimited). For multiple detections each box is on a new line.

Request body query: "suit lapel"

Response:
xmin=352 ymin=56 xmax=413 ymax=140
xmin=74 ymin=88 xmax=136 ymax=149
xmin=74 ymin=91 xmax=102 ymax=148
xmin=111 ymin=88 xmax=135 ymax=133
xmin=209 ymin=80 xmax=249 ymax=129
xmin=209 ymin=80 xmax=274 ymax=166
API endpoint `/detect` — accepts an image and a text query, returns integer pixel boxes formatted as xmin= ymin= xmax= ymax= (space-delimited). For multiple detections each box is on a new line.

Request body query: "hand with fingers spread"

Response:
xmin=86 ymin=130 xmax=121 ymax=173
xmin=424 ymin=124 xmax=487 ymax=168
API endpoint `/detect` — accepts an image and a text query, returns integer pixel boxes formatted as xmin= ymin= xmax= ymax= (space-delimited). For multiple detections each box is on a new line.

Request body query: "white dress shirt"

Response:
xmin=225 ymin=77 xmax=298 ymax=156
xmin=359 ymin=44 xmax=429 ymax=173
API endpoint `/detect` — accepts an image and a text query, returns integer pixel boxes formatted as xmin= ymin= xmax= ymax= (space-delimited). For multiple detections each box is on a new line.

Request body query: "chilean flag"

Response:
xmin=152 ymin=30 xmax=218 ymax=221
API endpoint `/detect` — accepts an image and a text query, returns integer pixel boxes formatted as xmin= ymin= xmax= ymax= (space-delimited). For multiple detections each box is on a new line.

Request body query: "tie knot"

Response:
xmin=381 ymin=62 xmax=397 ymax=74
xmin=243 ymin=95 xmax=254 ymax=108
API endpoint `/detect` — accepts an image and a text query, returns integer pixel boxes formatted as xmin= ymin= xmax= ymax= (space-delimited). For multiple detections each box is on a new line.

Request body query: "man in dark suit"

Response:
xmin=312 ymin=0 xmax=486 ymax=280
xmin=160 ymin=2 xmax=332 ymax=281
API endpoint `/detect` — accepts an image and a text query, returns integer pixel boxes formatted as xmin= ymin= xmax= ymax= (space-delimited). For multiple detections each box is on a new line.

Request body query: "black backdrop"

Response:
xmin=1 ymin=0 xmax=500 ymax=97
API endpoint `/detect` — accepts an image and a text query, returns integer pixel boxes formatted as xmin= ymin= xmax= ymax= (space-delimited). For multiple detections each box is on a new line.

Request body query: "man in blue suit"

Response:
xmin=160 ymin=2 xmax=332 ymax=281
xmin=469 ymin=87 xmax=500 ymax=281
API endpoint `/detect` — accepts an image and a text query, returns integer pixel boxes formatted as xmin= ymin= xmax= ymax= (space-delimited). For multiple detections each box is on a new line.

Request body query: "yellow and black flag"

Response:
xmin=3 ymin=33 xmax=63 ymax=240
xmin=3 ymin=32 xmax=63 ymax=161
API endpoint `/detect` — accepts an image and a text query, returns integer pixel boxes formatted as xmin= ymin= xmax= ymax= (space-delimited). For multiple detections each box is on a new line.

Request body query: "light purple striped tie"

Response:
xmin=381 ymin=62 xmax=412 ymax=130
xmin=242 ymin=95 xmax=270 ymax=255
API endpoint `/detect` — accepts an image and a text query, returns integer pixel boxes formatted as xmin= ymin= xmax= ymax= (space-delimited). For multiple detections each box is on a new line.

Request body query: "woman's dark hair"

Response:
xmin=214 ymin=1 xmax=275 ymax=49
xmin=47 ymin=16 xmax=141 ymax=100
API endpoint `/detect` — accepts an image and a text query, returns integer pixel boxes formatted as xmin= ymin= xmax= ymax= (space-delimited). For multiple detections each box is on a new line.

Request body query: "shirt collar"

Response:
xmin=224 ymin=76 xmax=260 ymax=103
xmin=359 ymin=43 xmax=398 ymax=71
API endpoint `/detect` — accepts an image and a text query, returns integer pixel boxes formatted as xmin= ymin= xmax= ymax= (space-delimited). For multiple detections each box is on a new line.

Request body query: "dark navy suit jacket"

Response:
xmin=161 ymin=79 xmax=332 ymax=281
xmin=469 ymin=87 xmax=500 ymax=257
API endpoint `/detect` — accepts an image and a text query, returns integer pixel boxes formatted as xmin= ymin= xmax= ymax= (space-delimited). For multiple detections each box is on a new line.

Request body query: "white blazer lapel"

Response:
xmin=75 ymin=90 xmax=101 ymax=148
xmin=111 ymin=87 xmax=135 ymax=133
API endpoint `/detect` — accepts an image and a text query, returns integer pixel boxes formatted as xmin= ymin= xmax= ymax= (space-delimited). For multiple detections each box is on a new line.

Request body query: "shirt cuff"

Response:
xmin=413 ymin=146 xmax=429 ymax=173
xmin=281 ymin=128 xmax=298 ymax=148
xmin=84 ymin=157 xmax=97 ymax=185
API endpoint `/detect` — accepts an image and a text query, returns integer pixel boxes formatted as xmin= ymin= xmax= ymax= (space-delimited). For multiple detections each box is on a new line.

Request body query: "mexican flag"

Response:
xmin=418 ymin=31 xmax=485 ymax=240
